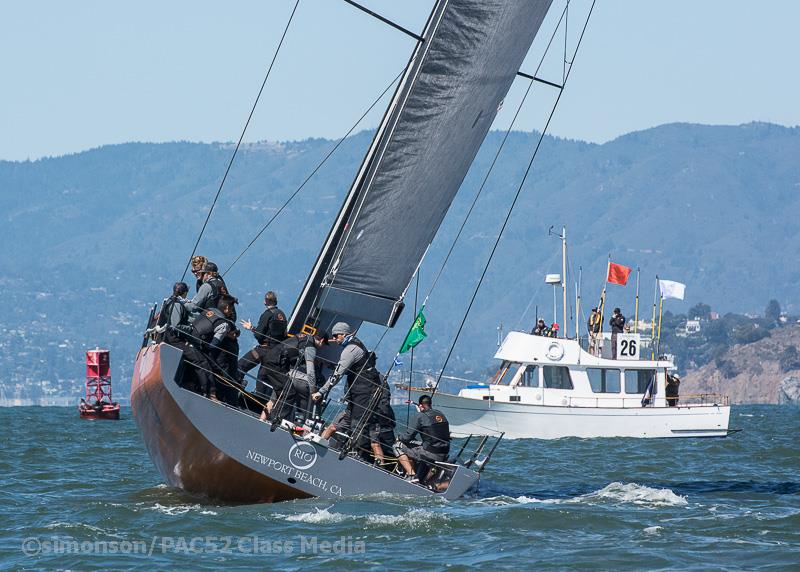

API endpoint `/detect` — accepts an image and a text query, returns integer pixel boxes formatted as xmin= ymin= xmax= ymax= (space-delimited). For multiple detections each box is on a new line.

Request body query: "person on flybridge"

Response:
xmin=610 ymin=307 xmax=626 ymax=359
xmin=587 ymin=307 xmax=602 ymax=355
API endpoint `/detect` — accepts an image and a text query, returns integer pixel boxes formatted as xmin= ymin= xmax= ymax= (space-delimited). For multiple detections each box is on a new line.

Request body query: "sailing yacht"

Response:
xmin=131 ymin=0 xmax=556 ymax=503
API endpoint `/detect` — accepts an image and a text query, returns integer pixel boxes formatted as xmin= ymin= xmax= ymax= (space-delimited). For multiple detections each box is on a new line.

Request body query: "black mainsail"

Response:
xmin=290 ymin=0 xmax=553 ymax=333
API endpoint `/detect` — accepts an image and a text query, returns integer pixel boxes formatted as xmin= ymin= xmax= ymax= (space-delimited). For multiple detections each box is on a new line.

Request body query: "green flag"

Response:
xmin=399 ymin=308 xmax=427 ymax=354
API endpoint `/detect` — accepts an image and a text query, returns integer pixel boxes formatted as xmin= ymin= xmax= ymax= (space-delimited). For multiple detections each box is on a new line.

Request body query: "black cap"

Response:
xmin=201 ymin=261 xmax=218 ymax=273
xmin=418 ymin=394 xmax=432 ymax=406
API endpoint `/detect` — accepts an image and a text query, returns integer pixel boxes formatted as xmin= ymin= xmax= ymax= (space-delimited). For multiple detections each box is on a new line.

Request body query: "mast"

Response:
xmin=561 ymin=226 xmax=568 ymax=338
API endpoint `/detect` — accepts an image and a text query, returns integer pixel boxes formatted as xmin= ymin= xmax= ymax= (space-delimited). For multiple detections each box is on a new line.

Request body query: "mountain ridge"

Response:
xmin=2 ymin=121 xmax=799 ymax=398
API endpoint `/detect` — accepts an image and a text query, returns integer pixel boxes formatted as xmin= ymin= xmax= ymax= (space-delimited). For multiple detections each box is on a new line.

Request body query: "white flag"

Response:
xmin=659 ymin=279 xmax=686 ymax=300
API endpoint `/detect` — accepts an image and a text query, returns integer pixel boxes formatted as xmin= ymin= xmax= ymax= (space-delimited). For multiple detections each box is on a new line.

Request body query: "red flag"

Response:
xmin=607 ymin=262 xmax=632 ymax=286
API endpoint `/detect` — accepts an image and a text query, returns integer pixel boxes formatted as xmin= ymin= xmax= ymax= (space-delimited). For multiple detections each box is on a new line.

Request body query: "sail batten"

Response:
xmin=291 ymin=0 xmax=553 ymax=331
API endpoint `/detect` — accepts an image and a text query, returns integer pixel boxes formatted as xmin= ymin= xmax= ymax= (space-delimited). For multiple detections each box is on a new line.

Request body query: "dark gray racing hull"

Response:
xmin=131 ymin=343 xmax=479 ymax=503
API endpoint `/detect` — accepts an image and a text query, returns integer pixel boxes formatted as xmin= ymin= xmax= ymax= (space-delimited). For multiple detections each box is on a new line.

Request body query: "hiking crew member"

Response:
xmin=190 ymin=302 xmax=236 ymax=401
xmin=160 ymin=282 xmax=192 ymax=345
xmin=240 ymin=291 xmax=284 ymax=345
xmin=285 ymin=331 xmax=328 ymax=423
xmin=396 ymin=394 xmax=451 ymax=483
xmin=160 ymin=282 xmax=216 ymax=399
xmin=190 ymin=255 xmax=207 ymax=293
xmin=368 ymin=376 xmax=396 ymax=466
xmin=313 ymin=322 xmax=383 ymax=451
xmin=587 ymin=307 xmax=602 ymax=355
xmin=610 ymin=307 xmax=626 ymax=359
xmin=185 ymin=262 xmax=238 ymax=322
xmin=237 ymin=292 xmax=288 ymax=411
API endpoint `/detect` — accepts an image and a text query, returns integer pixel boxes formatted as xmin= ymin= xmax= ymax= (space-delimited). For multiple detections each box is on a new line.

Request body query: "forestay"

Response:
xmin=291 ymin=0 xmax=553 ymax=331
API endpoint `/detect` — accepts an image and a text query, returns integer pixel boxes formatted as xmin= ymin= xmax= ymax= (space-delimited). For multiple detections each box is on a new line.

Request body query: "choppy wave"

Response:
xmin=148 ymin=503 xmax=218 ymax=516
xmin=2 ymin=405 xmax=798 ymax=570
xmin=278 ymin=506 xmax=448 ymax=529
xmin=281 ymin=507 xmax=347 ymax=524
xmin=581 ymin=482 xmax=688 ymax=507
xmin=475 ymin=482 xmax=687 ymax=508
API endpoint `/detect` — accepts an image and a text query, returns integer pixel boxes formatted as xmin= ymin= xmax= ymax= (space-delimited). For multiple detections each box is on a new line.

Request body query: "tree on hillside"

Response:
xmin=779 ymin=346 xmax=800 ymax=373
xmin=765 ymin=299 xmax=782 ymax=323
xmin=689 ymin=302 xmax=711 ymax=320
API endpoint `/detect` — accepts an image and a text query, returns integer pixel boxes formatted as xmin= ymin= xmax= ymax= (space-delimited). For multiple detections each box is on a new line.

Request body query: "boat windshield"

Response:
xmin=587 ymin=368 xmax=621 ymax=393
xmin=491 ymin=361 xmax=515 ymax=385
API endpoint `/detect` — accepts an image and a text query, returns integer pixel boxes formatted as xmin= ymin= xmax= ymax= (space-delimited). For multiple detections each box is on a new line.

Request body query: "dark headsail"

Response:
xmin=290 ymin=0 xmax=553 ymax=333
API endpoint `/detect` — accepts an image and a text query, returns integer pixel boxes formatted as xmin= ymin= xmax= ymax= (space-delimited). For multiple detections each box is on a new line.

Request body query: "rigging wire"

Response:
xmin=222 ymin=64 xmax=409 ymax=276
xmin=432 ymin=0 xmax=597 ymax=395
xmin=181 ymin=0 xmax=301 ymax=282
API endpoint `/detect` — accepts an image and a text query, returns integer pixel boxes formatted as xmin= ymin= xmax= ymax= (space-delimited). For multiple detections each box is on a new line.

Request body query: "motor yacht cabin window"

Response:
xmin=625 ymin=369 xmax=656 ymax=394
xmin=514 ymin=365 xmax=539 ymax=388
xmin=543 ymin=366 xmax=573 ymax=390
xmin=587 ymin=368 xmax=621 ymax=393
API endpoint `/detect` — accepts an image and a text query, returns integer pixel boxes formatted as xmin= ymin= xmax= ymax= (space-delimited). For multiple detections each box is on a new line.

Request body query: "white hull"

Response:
xmin=432 ymin=391 xmax=731 ymax=440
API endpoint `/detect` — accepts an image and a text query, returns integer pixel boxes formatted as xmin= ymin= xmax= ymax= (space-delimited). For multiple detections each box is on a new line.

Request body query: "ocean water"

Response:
xmin=1 ymin=405 xmax=798 ymax=570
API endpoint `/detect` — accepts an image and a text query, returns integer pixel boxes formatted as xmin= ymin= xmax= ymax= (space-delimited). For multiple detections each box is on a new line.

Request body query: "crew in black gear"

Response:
xmin=285 ymin=331 xmax=327 ymax=423
xmin=610 ymin=307 xmax=626 ymax=359
xmin=313 ymin=322 xmax=383 ymax=452
xmin=160 ymin=282 xmax=216 ymax=399
xmin=237 ymin=292 xmax=288 ymax=411
xmin=396 ymin=394 xmax=451 ymax=482
xmin=191 ymin=303 xmax=236 ymax=400
xmin=367 ymin=376 xmax=396 ymax=466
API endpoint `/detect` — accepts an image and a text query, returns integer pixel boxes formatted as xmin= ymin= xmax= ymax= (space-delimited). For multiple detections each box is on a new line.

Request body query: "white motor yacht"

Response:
xmin=415 ymin=330 xmax=731 ymax=439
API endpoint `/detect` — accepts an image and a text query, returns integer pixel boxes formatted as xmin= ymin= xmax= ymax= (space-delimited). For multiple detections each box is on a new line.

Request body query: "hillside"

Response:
xmin=1 ymin=122 xmax=800 ymax=400
xmin=681 ymin=325 xmax=800 ymax=404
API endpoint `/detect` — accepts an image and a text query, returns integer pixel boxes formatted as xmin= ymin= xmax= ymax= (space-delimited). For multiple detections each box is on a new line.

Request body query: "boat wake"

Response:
xmin=148 ymin=503 xmax=219 ymax=516
xmin=277 ymin=506 xmax=449 ymax=529
xmin=478 ymin=482 xmax=688 ymax=509
xmin=582 ymin=482 xmax=688 ymax=507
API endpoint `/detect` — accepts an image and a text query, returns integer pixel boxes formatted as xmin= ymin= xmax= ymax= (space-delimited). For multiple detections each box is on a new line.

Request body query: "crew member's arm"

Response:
xmin=313 ymin=344 xmax=364 ymax=399
xmin=397 ymin=413 xmax=423 ymax=444
xmin=184 ymin=283 xmax=212 ymax=313
xmin=304 ymin=345 xmax=318 ymax=393
xmin=205 ymin=322 xmax=229 ymax=361
xmin=169 ymin=301 xmax=192 ymax=334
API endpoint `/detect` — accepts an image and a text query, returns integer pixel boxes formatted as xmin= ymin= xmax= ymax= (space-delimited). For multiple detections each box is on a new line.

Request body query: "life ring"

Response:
xmin=546 ymin=341 xmax=564 ymax=361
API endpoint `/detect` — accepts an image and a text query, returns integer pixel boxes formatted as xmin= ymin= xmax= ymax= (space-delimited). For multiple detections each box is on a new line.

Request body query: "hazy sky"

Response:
xmin=2 ymin=0 xmax=799 ymax=161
